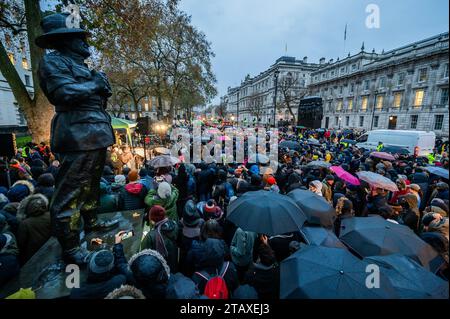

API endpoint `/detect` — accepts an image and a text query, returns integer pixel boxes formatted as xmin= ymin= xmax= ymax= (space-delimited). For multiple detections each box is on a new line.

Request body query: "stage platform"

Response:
xmin=0 ymin=209 xmax=145 ymax=299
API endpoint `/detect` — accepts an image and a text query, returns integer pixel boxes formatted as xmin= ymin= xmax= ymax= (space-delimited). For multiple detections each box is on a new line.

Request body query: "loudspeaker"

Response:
xmin=136 ymin=116 xmax=152 ymax=135
xmin=0 ymin=133 xmax=17 ymax=158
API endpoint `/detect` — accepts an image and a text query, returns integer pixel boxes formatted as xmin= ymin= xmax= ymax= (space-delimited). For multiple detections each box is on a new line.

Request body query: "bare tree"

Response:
xmin=278 ymin=72 xmax=307 ymax=123
xmin=247 ymin=92 xmax=264 ymax=124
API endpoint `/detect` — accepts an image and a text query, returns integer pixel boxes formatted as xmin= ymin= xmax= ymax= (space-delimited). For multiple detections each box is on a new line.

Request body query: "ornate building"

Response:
xmin=222 ymin=32 xmax=449 ymax=137
xmin=309 ymin=32 xmax=449 ymax=137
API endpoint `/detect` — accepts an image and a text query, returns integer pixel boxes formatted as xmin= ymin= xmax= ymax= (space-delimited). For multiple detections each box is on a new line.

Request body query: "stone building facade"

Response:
xmin=222 ymin=32 xmax=449 ymax=137
xmin=309 ymin=32 xmax=449 ymax=137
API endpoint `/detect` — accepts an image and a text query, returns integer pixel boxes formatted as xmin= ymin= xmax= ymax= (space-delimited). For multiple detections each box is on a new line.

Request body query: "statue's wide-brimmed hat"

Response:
xmin=35 ymin=13 xmax=90 ymax=49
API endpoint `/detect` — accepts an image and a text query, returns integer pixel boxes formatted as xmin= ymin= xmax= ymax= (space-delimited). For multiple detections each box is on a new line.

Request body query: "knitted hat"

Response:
xmin=150 ymin=205 xmax=166 ymax=223
xmin=88 ymin=250 xmax=115 ymax=274
xmin=325 ymin=174 xmax=335 ymax=181
xmin=114 ymin=175 xmax=126 ymax=185
xmin=204 ymin=200 xmax=217 ymax=214
xmin=157 ymin=182 xmax=171 ymax=199
xmin=183 ymin=200 xmax=202 ymax=227
xmin=309 ymin=180 xmax=322 ymax=191
xmin=105 ymin=285 xmax=146 ymax=299
xmin=128 ymin=170 xmax=139 ymax=182
xmin=267 ymin=176 xmax=276 ymax=185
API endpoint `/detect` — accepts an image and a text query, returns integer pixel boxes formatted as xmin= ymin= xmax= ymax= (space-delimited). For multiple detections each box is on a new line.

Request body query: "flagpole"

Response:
xmin=344 ymin=23 xmax=347 ymax=57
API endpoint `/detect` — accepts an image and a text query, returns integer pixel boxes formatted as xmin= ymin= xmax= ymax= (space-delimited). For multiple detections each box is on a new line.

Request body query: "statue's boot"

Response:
xmin=83 ymin=210 xmax=119 ymax=233
xmin=57 ymin=220 xmax=91 ymax=265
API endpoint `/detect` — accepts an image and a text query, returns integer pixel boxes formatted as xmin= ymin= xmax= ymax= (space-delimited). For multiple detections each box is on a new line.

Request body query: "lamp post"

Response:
xmin=272 ymin=69 xmax=280 ymax=127
xmin=236 ymin=90 xmax=240 ymax=126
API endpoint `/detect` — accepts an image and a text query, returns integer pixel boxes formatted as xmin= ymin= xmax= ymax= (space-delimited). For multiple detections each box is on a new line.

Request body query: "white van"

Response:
xmin=355 ymin=130 xmax=435 ymax=156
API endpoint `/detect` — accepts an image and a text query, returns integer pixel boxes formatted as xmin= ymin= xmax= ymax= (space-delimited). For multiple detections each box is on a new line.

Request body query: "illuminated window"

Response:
xmin=336 ymin=99 xmax=343 ymax=111
xmin=8 ymin=52 xmax=15 ymax=65
xmin=376 ymin=95 xmax=384 ymax=109
xmin=414 ymin=90 xmax=424 ymax=107
xmin=393 ymin=92 xmax=402 ymax=108
xmin=361 ymin=96 xmax=368 ymax=110
xmin=348 ymin=99 xmax=353 ymax=110
xmin=22 ymin=58 xmax=28 ymax=69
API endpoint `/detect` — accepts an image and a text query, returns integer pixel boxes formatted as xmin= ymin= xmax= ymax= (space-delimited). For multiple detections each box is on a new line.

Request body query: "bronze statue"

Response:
xmin=36 ymin=13 xmax=118 ymax=265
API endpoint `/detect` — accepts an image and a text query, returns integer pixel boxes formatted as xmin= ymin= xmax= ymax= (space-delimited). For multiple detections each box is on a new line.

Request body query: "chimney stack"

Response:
xmin=319 ymin=57 xmax=326 ymax=64
xmin=303 ymin=56 xmax=308 ymax=63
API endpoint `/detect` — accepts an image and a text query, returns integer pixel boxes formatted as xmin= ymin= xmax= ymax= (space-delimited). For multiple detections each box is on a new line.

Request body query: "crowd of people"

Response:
xmin=0 ymin=125 xmax=449 ymax=299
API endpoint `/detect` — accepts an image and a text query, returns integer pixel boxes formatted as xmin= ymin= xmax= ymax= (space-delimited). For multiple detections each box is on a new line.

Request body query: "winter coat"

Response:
xmin=365 ymin=194 xmax=388 ymax=215
xmin=99 ymin=183 xmax=119 ymax=214
xmin=70 ymin=274 xmax=127 ymax=299
xmin=118 ymin=183 xmax=147 ymax=211
xmin=230 ymin=228 xmax=257 ymax=267
xmin=269 ymin=233 xmax=302 ymax=263
xmin=398 ymin=194 xmax=420 ymax=233
xmin=321 ymin=181 xmax=333 ymax=203
xmin=141 ymin=219 xmax=179 ymax=273
xmin=34 ymin=173 xmax=55 ymax=202
xmin=188 ymin=238 xmax=239 ymax=295
xmin=145 ymin=187 xmax=179 ymax=221
xmin=16 ymin=194 xmax=51 ymax=264
xmin=244 ymin=262 xmax=280 ymax=299
xmin=0 ymin=232 xmax=20 ymax=287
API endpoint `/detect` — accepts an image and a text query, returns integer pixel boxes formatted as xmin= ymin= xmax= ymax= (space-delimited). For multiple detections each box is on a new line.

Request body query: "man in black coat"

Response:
xmin=36 ymin=13 xmax=118 ymax=264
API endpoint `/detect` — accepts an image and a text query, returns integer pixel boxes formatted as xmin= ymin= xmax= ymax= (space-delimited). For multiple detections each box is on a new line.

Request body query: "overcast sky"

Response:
xmin=179 ymin=0 xmax=449 ymax=104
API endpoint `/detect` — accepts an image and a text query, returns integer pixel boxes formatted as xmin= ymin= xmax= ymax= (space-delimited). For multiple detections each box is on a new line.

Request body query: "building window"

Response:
xmin=440 ymin=88 xmax=448 ymax=105
xmin=345 ymin=116 xmax=350 ymax=126
xmin=373 ymin=116 xmax=379 ymax=127
xmin=322 ymin=73 xmax=327 ymax=79
xmin=414 ymin=90 xmax=425 ymax=107
xmin=376 ymin=95 xmax=384 ymax=109
xmin=8 ymin=52 xmax=15 ymax=65
xmin=340 ymin=67 xmax=345 ymax=74
xmin=364 ymin=80 xmax=370 ymax=90
xmin=359 ymin=116 xmax=364 ymax=127
xmin=444 ymin=63 xmax=449 ymax=79
xmin=24 ymin=75 xmax=30 ymax=86
xmin=335 ymin=116 xmax=339 ymax=125
xmin=434 ymin=114 xmax=444 ymax=130
xmin=379 ymin=77 xmax=386 ymax=88
xmin=352 ymin=64 xmax=357 ymax=71
xmin=393 ymin=92 xmax=402 ymax=108
xmin=397 ymin=73 xmax=405 ymax=86
xmin=339 ymin=86 xmax=343 ymax=94
xmin=410 ymin=115 xmax=418 ymax=129
xmin=327 ymin=101 xmax=332 ymax=112
xmin=20 ymin=40 xmax=26 ymax=54
xmin=361 ymin=96 xmax=368 ymax=110
xmin=348 ymin=99 xmax=353 ymax=110
xmin=22 ymin=58 xmax=28 ymax=69
xmin=337 ymin=99 xmax=343 ymax=111
xmin=418 ymin=68 xmax=428 ymax=83
xmin=350 ymin=83 xmax=354 ymax=93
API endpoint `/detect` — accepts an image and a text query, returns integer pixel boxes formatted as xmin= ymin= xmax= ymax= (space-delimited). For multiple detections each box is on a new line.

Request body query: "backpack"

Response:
xmin=195 ymin=261 xmax=230 ymax=299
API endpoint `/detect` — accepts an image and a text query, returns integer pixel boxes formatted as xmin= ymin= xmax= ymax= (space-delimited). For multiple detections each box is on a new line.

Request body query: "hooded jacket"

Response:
xmin=0 ymin=233 xmax=20 ymax=287
xmin=230 ymin=228 xmax=257 ymax=267
xmin=140 ymin=219 xmax=179 ymax=273
xmin=119 ymin=182 xmax=147 ymax=211
xmin=34 ymin=173 xmax=55 ymax=201
xmin=99 ymin=182 xmax=119 ymax=213
xmin=188 ymin=238 xmax=239 ymax=295
xmin=6 ymin=180 xmax=35 ymax=203
xmin=16 ymin=194 xmax=51 ymax=264
xmin=145 ymin=186 xmax=179 ymax=221
xmin=244 ymin=262 xmax=280 ymax=299
xmin=398 ymin=193 xmax=420 ymax=233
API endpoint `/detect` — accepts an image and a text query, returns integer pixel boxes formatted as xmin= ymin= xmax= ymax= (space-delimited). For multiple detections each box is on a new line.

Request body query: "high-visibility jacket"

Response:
xmin=21 ymin=146 xmax=29 ymax=158
xmin=428 ymin=153 xmax=435 ymax=164
xmin=376 ymin=143 xmax=384 ymax=151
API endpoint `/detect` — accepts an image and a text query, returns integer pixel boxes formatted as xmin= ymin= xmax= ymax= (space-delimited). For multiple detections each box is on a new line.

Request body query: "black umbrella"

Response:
xmin=300 ymin=226 xmax=348 ymax=250
xmin=227 ymin=190 xmax=306 ymax=236
xmin=364 ymin=254 xmax=449 ymax=299
xmin=340 ymin=139 xmax=357 ymax=145
xmin=279 ymin=140 xmax=301 ymax=151
xmin=339 ymin=216 xmax=442 ymax=271
xmin=280 ymin=245 xmax=398 ymax=299
xmin=287 ymin=189 xmax=336 ymax=228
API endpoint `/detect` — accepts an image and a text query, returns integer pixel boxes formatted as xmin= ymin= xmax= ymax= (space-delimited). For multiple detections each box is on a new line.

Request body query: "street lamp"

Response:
xmin=338 ymin=116 xmax=342 ymax=130
xmin=272 ymin=69 xmax=280 ymax=127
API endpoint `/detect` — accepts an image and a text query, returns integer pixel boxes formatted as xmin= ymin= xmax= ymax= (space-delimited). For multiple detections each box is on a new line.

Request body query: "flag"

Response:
xmin=344 ymin=23 xmax=347 ymax=41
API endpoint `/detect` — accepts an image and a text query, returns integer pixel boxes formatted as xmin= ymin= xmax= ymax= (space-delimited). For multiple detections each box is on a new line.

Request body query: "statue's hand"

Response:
xmin=92 ymin=71 xmax=112 ymax=97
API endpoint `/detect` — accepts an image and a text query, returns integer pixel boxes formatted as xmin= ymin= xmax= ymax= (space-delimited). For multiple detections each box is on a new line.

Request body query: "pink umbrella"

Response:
xmin=370 ymin=151 xmax=396 ymax=161
xmin=356 ymin=171 xmax=399 ymax=192
xmin=330 ymin=166 xmax=360 ymax=186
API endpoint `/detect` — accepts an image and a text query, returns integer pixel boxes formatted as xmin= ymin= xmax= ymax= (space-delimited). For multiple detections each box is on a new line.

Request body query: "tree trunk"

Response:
xmin=24 ymin=92 xmax=53 ymax=144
